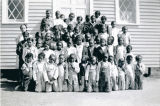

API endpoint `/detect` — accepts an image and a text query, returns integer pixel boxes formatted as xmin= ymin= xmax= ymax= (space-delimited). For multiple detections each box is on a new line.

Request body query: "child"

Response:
xmin=57 ymin=54 xmax=68 ymax=92
xmin=54 ymin=41 xmax=67 ymax=63
xmin=22 ymin=38 xmax=38 ymax=62
xmin=41 ymin=23 xmax=52 ymax=40
xmin=67 ymin=24 xmax=74 ymax=38
xmin=99 ymin=54 xmax=111 ymax=92
xmin=36 ymin=39 xmax=44 ymax=54
xmin=76 ymin=16 xmax=83 ymax=31
xmin=75 ymin=35 xmax=85 ymax=63
xmin=79 ymin=56 xmax=88 ymax=92
xmin=66 ymin=38 xmax=77 ymax=59
xmin=87 ymin=39 xmax=96 ymax=59
xmin=125 ymin=55 xmax=135 ymax=90
xmin=33 ymin=52 xmax=49 ymax=92
xmin=92 ymin=28 xmax=99 ymax=40
xmin=118 ymin=26 xmax=131 ymax=46
xmin=117 ymin=58 xmax=126 ymax=90
xmin=125 ymin=45 xmax=135 ymax=63
xmin=85 ymin=56 xmax=99 ymax=92
xmin=45 ymin=54 xmax=58 ymax=92
xmin=95 ymin=11 xmax=101 ymax=24
xmin=107 ymin=36 xmax=114 ymax=57
xmin=68 ymin=54 xmax=80 ymax=92
xmin=99 ymin=16 xmax=110 ymax=35
xmin=98 ymin=24 xmax=110 ymax=41
xmin=134 ymin=55 xmax=145 ymax=90
xmin=111 ymin=21 xmax=120 ymax=46
xmin=115 ymin=37 xmax=126 ymax=65
xmin=54 ymin=11 xmax=67 ymax=28
xmin=82 ymin=15 xmax=93 ymax=34
xmin=72 ymin=26 xmax=81 ymax=44
xmin=41 ymin=10 xmax=53 ymax=31
xmin=16 ymin=31 xmax=29 ymax=84
xmin=68 ymin=13 xmax=76 ymax=27
xmin=108 ymin=55 xmax=118 ymax=91
xmin=91 ymin=15 xmax=96 ymax=27
xmin=83 ymin=32 xmax=92 ymax=47
xmin=21 ymin=53 xmax=34 ymax=91
xmin=43 ymin=42 xmax=55 ymax=62
xmin=94 ymin=36 xmax=101 ymax=48
xmin=94 ymin=38 xmax=108 ymax=62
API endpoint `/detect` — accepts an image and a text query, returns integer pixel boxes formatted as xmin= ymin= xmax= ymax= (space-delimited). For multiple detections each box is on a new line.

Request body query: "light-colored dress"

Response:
xmin=33 ymin=61 xmax=48 ymax=92
xmin=45 ymin=62 xmax=58 ymax=92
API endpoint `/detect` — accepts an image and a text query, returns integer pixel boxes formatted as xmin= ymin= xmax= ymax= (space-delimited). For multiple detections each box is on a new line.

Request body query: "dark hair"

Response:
xmin=122 ymin=26 xmax=128 ymax=30
xmin=22 ymin=31 xmax=29 ymax=36
xmin=27 ymin=37 xmax=34 ymax=42
xmin=20 ymin=24 xmax=27 ymax=29
xmin=126 ymin=55 xmax=133 ymax=61
xmin=108 ymin=36 xmax=114 ymax=44
xmin=101 ymin=16 xmax=107 ymax=21
xmin=108 ymin=55 xmax=113 ymax=62
xmin=25 ymin=53 xmax=33 ymax=59
xmin=111 ymin=21 xmax=116 ymax=25
xmin=69 ymin=13 xmax=75 ymax=17
xmin=49 ymin=54 xmax=57 ymax=61
xmin=135 ymin=55 xmax=142 ymax=61
xmin=95 ymin=11 xmax=101 ymax=16
xmin=126 ymin=45 xmax=132 ymax=50
xmin=38 ymin=52 xmax=45 ymax=59
xmin=77 ymin=16 xmax=83 ymax=21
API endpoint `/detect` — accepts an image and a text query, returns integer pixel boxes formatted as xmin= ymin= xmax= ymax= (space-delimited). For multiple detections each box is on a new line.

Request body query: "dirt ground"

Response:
xmin=1 ymin=75 xmax=160 ymax=106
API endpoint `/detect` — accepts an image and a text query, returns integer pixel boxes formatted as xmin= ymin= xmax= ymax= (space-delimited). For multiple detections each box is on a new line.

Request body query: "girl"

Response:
xmin=57 ymin=54 xmax=68 ymax=92
xmin=99 ymin=54 xmax=111 ymax=92
xmin=85 ymin=56 xmax=99 ymax=92
xmin=43 ymin=42 xmax=55 ymax=62
xmin=22 ymin=38 xmax=38 ymax=62
xmin=117 ymin=58 xmax=126 ymax=90
xmin=36 ymin=39 xmax=44 ymax=54
xmin=134 ymin=55 xmax=145 ymax=90
xmin=45 ymin=54 xmax=59 ymax=92
xmin=98 ymin=24 xmax=110 ymax=41
xmin=33 ymin=52 xmax=49 ymax=92
xmin=68 ymin=54 xmax=80 ymax=92
xmin=21 ymin=53 xmax=34 ymax=91
xmin=94 ymin=38 xmax=108 ymax=62
xmin=75 ymin=16 xmax=83 ymax=32
xmin=111 ymin=21 xmax=120 ymax=46
xmin=115 ymin=37 xmax=126 ymax=65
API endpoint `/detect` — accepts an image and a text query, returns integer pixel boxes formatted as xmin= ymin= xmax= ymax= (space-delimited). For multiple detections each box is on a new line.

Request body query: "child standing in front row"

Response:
xmin=21 ymin=53 xmax=35 ymax=91
xmin=57 ymin=54 xmax=68 ymax=92
xmin=117 ymin=58 xmax=126 ymax=90
xmin=134 ymin=55 xmax=145 ymax=90
xmin=68 ymin=54 xmax=80 ymax=92
xmin=85 ymin=56 xmax=99 ymax=92
xmin=45 ymin=54 xmax=59 ymax=92
xmin=33 ymin=52 xmax=49 ymax=92
xmin=99 ymin=54 xmax=111 ymax=92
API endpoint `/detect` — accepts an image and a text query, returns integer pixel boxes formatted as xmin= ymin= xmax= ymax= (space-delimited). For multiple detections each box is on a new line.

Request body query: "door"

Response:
xmin=53 ymin=0 xmax=92 ymax=21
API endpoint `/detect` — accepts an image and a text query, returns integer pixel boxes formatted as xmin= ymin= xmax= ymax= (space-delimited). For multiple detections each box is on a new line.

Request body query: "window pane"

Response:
xmin=119 ymin=0 xmax=136 ymax=23
xmin=8 ymin=0 xmax=24 ymax=20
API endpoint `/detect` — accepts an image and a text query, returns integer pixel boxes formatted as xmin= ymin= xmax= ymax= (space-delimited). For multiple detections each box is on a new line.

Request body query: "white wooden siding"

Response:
xmin=0 ymin=0 xmax=160 ymax=69
xmin=0 ymin=0 xmax=52 ymax=69
xmin=93 ymin=0 xmax=160 ymax=67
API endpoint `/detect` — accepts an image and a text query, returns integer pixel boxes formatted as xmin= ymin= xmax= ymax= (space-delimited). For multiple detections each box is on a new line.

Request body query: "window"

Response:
xmin=2 ymin=0 xmax=28 ymax=24
xmin=116 ymin=0 xmax=140 ymax=25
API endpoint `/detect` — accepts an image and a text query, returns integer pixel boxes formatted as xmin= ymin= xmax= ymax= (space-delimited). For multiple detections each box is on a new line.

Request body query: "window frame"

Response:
xmin=115 ymin=0 xmax=140 ymax=25
xmin=2 ymin=0 xmax=28 ymax=24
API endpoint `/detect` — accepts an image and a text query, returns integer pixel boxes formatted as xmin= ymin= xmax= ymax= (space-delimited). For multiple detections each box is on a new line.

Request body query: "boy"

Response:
xmin=95 ymin=11 xmax=101 ymax=24
xmin=82 ymin=15 xmax=93 ymax=34
xmin=118 ymin=26 xmax=131 ymax=46
xmin=125 ymin=55 xmax=135 ymax=90
xmin=21 ymin=53 xmax=34 ymax=91
xmin=68 ymin=13 xmax=76 ymax=27
xmin=125 ymin=45 xmax=135 ymax=63
xmin=22 ymin=38 xmax=38 ymax=62
xmin=85 ymin=56 xmax=99 ymax=92
xmin=134 ymin=55 xmax=145 ymax=90
xmin=98 ymin=24 xmax=110 ymax=41
xmin=99 ymin=54 xmax=111 ymax=92
xmin=54 ymin=11 xmax=67 ymax=28
xmin=111 ymin=21 xmax=120 ymax=46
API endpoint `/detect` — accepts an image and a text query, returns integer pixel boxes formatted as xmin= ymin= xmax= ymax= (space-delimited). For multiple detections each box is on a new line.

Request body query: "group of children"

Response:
xmin=16 ymin=10 xmax=145 ymax=92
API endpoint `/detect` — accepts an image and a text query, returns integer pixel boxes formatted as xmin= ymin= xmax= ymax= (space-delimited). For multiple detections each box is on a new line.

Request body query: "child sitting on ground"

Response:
xmin=134 ymin=55 xmax=145 ymax=90
xmin=45 ymin=54 xmax=59 ymax=92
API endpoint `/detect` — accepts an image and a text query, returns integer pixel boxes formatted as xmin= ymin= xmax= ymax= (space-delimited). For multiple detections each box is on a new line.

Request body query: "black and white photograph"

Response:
xmin=0 ymin=0 xmax=160 ymax=106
